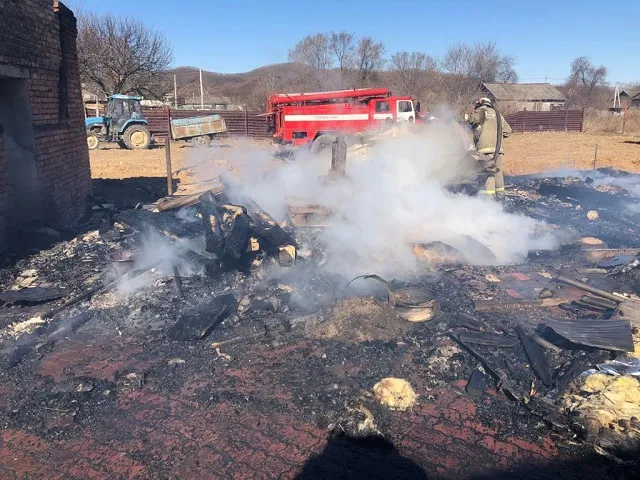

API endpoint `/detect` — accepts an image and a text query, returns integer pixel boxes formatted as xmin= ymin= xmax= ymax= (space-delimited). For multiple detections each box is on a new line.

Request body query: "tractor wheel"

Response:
xmin=87 ymin=133 xmax=100 ymax=150
xmin=123 ymin=125 xmax=151 ymax=150
xmin=311 ymin=135 xmax=335 ymax=155
xmin=192 ymin=135 xmax=210 ymax=148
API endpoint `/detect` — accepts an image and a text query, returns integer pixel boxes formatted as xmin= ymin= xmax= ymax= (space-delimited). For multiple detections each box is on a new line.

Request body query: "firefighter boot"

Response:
xmin=479 ymin=175 xmax=496 ymax=197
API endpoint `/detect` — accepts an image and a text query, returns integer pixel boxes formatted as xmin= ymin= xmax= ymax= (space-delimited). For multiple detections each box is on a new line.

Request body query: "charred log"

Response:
xmin=168 ymin=294 xmax=237 ymax=341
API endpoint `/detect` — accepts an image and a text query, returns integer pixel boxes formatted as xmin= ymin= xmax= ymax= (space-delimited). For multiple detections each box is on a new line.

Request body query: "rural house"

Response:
xmin=0 ymin=0 xmax=91 ymax=252
xmin=611 ymin=89 xmax=640 ymax=109
xmin=481 ymin=83 xmax=566 ymax=112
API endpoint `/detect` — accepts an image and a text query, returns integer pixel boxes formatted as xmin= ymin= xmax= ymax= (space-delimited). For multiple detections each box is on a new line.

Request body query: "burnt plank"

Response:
xmin=516 ymin=325 xmax=552 ymax=387
xmin=0 ymin=287 xmax=66 ymax=304
xmin=168 ymin=294 xmax=237 ymax=341
xmin=457 ymin=331 xmax=518 ymax=348
xmin=466 ymin=369 xmax=490 ymax=397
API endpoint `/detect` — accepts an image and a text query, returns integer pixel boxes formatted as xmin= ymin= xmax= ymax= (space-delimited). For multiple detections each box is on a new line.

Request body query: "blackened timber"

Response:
xmin=244 ymin=199 xmax=296 ymax=255
xmin=466 ymin=369 xmax=490 ymax=397
xmin=457 ymin=332 xmax=518 ymax=348
xmin=221 ymin=205 xmax=250 ymax=261
xmin=169 ymin=294 xmax=237 ymax=340
xmin=199 ymin=191 xmax=225 ymax=256
xmin=516 ymin=325 xmax=552 ymax=387
xmin=0 ymin=287 xmax=66 ymax=304
xmin=450 ymin=333 xmax=520 ymax=400
xmin=181 ymin=250 xmax=221 ymax=278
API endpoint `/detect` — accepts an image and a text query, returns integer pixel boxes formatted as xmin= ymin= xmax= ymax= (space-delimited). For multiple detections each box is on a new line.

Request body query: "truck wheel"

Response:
xmin=87 ymin=133 xmax=100 ymax=150
xmin=192 ymin=135 xmax=210 ymax=148
xmin=312 ymin=135 xmax=335 ymax=154
xmin=123 ymin=125 xmax=151 ymax=150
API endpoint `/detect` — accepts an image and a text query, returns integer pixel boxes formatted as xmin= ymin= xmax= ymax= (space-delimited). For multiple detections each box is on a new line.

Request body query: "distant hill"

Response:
xmin=167 ymin=63 xmax=312 ymax=108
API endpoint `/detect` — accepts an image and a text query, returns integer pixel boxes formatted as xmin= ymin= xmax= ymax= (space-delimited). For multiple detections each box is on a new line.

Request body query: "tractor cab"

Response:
xmin=86 ymin=95 xmax=151 ymax=150
xmin=105 ymin=95 xmax=146 ymax=135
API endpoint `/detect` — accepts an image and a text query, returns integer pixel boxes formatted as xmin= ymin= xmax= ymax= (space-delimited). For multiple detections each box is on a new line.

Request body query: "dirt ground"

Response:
xmin=503 ymin=132 xmax=640 ymax=175
xmin=89 ymin=132 xmax=640 ymax=184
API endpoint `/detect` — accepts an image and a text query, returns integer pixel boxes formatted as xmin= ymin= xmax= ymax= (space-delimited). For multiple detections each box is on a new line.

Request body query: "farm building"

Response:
xmin=610 ymin=89 xmax=640 ymax=109
xmin=0 ymin=0 xmax=91 ymax=252
xmin=481 ymin=83 xmax=566 ymax=111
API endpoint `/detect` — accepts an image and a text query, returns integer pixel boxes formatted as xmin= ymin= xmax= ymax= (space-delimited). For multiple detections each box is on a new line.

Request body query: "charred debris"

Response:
xmin=1 ymin=165 xmax=640 ymax=461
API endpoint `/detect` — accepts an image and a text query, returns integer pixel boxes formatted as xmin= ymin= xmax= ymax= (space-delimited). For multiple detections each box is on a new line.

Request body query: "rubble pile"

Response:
xmin=0 ymin=163 xmax=640 ymax=475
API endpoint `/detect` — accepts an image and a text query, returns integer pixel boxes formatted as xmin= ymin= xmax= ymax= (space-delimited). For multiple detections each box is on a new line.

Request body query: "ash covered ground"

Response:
xmin=1 ymin=154 xmax=640 ymax=479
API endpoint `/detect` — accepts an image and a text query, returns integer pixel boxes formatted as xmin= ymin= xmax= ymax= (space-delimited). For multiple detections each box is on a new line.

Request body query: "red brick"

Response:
xmin=0 ymin=0 xmax=90 ymax=250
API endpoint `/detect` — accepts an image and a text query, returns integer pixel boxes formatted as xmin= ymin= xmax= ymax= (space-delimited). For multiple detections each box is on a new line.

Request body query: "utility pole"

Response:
xmin=613 ymin=83 xmax=621 ymax=109
xmin=199 ymin=68 xmax=204 ymax=110
xmin=174 ymin=74 xmax=178 ymax=108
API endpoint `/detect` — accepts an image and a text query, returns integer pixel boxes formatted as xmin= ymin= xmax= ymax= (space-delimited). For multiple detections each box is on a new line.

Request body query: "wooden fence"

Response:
xmin=504 ymin=109 xmax=584 ymax=133
xmin=143 ymin=107 xmax=270 ymax=139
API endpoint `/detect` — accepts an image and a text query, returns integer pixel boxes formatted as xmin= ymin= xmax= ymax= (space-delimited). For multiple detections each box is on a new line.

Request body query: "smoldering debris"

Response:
xmin=4 ymin=133 xmax=640 ymax=473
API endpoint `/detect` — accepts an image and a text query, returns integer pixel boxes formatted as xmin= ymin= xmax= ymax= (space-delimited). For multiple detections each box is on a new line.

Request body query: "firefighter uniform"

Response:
xmin=466 ymin=103 xmax=512 ymax=196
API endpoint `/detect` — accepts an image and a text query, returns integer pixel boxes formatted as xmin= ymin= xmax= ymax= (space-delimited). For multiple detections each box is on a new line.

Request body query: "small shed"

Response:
xmin=481 ymin=83 xmax=566 ymax=111
xmin=610 ymin=90 xmax=640 ymax=109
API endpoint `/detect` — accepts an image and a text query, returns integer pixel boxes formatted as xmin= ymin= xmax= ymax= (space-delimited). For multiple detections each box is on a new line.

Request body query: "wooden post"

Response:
xmin=165 ymin=139 xmax=173 ymax=196
xmin=165 ymin=106 xmax=173 ymax=195
xmin=330 ymin=137 xmax=347 ymax=176
xmin=522 ymin=108 xmax=526 ymax=133
xmin=580 ymin=107 xmax=585 ymax=132
xmin=564 ymin=107 xmax=569 ymax=132
xmin=593 ymin=144 xmax=598 ymax=170
xmin=622 ymin=107 xmax=628 ymax=135
xmin=244 ymin=105 xmax=249 ymax=137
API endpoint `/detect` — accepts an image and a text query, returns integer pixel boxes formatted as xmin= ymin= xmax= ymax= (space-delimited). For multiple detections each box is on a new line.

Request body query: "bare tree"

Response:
xmin=329 ymin=31 xmax=355 ymax=87
xmin=439 ymin=42 xmax=518 ymax=107
xmin=390 ymin=51 xmax=436 ymax=97
xmin=441 ymin=42 xmax=517 ymax=83
xmin=77 ymin=12 xmax=173 ymax=99
xmin=248 ymin=73 xmax=279 ymax=112
xmin=288 ymin=34 xmax=333 ymax=71
xmin=354 ymin=37 xmax=386 ymax=86
xmin=564 ymin=56 xmax=607 ymax=107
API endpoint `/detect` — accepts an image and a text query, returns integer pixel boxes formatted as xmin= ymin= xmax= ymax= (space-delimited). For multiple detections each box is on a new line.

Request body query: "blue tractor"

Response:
xmin=85 ymin=94 xmax=152 ymax=150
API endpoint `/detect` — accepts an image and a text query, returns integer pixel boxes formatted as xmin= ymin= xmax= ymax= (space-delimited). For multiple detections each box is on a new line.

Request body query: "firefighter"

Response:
xmin=465 ymin=97 xmax=512 ymax=197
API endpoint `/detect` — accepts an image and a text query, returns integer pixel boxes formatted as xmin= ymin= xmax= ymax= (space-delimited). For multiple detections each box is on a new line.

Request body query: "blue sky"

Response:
xmin=67 ymin=0 xmax=640 ymax=84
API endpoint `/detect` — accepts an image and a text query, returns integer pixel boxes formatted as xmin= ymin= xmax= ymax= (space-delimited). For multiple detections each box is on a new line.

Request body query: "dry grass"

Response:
xmin=583 ymin=108 xmax=640 ymax=136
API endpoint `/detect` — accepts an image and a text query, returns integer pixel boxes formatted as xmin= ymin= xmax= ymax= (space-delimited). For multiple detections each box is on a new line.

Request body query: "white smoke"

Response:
xmin=198 ymin=121 xmax=558 ymax=279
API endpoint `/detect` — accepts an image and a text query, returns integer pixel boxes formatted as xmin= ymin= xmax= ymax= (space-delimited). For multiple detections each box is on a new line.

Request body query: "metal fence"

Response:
xmin=504 ymin=109 xmax=584 ymax=133
xmin=143 ymin=107 xmax=270 ymax=140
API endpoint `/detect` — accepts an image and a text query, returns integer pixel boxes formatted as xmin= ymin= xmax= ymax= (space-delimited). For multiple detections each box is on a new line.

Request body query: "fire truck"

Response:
xmin=266 ymin=88 xmax=418 ymax=150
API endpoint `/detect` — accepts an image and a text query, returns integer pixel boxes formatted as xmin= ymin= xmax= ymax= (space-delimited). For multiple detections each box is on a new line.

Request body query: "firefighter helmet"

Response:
xmin=475 ymin=97 xmax=493 ymax=109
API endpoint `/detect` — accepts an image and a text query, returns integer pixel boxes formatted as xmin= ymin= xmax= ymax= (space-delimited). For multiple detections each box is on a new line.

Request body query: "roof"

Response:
xmin=482 ymin=83 xmax=566 ymax=102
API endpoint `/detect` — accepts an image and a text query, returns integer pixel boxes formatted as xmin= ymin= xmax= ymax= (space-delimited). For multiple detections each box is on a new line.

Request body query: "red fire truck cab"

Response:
xmin=266 ymin=88 xmax=417 ymax=148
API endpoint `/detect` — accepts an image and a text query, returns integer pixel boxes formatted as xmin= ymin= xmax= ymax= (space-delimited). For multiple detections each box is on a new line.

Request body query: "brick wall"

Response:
xmin=0 ymin=135 xmax=9 ymax=252
xmin=0 ymin=0 xmax=91 ymax=249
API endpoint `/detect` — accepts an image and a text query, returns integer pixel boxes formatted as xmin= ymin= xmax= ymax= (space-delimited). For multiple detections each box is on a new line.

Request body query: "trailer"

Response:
xmin=170 ymin=115 xmax=227 ymax=147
